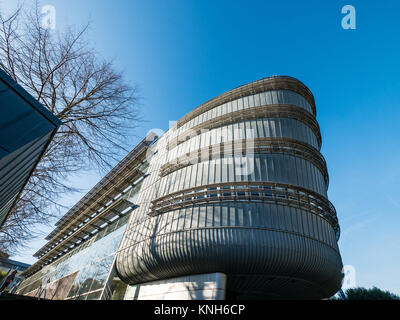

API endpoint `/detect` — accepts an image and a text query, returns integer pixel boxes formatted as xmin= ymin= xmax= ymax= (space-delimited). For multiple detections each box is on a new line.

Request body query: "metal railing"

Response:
xmin=150 ymin=181 xmax=340 ymax=240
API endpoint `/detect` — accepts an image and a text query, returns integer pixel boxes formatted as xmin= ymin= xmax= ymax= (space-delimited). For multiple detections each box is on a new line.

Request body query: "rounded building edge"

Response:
xmin=115 ymin=226 xmax=343 ymax=299
xmin=176 ymin=75 xmax=317 ymax=129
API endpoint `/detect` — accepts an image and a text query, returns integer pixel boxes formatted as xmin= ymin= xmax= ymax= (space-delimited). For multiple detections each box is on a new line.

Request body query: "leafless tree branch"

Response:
xmin=0 ymin=1 xmax=141 ymax=253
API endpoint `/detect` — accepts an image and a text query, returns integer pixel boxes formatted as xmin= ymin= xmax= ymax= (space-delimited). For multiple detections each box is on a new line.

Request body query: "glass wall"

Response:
xmin=16 ymin=213 xmax=130 ymax=300
xmin=16 ymin=176 xmax=145 ymax=300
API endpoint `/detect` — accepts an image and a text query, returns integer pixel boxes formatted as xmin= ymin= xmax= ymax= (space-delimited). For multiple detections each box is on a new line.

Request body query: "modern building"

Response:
xmin=0 ymin=253 xmax=30 ymax=293
xmin=16 ymin=76 xmax=343 ymax=300
xmin=0 ymin=68 xmax=61 ymax=228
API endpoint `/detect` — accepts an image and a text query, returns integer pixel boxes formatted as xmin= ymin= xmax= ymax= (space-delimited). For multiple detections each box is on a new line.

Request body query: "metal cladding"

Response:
xmin=115 ymin=76 xmax=343 ymax=299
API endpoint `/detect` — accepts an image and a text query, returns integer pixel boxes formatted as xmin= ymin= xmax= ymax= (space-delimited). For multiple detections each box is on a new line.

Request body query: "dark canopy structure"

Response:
xmin=0 ymin=68 xmax=61 ymax=228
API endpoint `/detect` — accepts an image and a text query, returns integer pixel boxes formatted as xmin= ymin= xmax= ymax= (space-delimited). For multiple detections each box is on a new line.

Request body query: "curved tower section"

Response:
xmin=115 ymin=76 xmax=343 ymax=299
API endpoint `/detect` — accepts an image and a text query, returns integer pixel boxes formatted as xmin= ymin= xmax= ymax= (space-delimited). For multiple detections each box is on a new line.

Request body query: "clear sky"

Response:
xmin=3 ymin=0 xmax=400 ymax=295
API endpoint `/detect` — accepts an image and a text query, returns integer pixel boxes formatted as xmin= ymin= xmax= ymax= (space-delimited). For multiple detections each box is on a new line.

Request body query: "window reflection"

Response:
xmin=86 ymin=290 xmax=101 ymax=300
xmin=79 ymin=263 xmax=98 ymax=294
xmin=89 ymin=256 xmax=114 ymax=291
xmin=16 ymin=189 xmax=137 ymax=300
xmin=67 ymin=265 xmax=89 ymax=298
xmin=110 ymin=277 xmax=127 ymax=300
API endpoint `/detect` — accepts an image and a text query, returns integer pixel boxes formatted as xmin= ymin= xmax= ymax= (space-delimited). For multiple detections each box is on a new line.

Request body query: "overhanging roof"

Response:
xmin=0 ymin=68 xmax=61 ymax=228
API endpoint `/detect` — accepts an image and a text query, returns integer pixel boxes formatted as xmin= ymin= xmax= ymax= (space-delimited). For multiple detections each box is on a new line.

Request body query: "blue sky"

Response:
xmin=3 ymin=0 xmax=400 ymax=294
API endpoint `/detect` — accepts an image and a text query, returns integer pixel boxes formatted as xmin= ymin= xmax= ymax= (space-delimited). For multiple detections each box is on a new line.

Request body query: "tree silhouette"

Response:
xmin=345 ymin=287 xmax=400 ymax=300
xmin=0 ymin=1 xmax=141 ymax=252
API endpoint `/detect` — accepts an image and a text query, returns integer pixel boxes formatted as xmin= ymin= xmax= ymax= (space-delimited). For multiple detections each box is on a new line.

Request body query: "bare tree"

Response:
xmin=0 ymin=2 xmax=141 ymax=253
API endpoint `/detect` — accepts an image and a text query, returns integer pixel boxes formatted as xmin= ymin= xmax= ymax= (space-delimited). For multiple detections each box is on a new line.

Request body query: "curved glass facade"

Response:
xmin=115 ymin=76 xmax=343 ymax=299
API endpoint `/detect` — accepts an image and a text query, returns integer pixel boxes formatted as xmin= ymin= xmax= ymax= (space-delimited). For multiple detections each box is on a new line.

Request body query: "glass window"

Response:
xmin=103 ymin=223 xmax=117 ymax=238
xmin=89 ymin=256 xmax=114 ymax=292
xmin=20 ymin=209 xmax=131 ymax=300
xmin=110 ymin=277 xmax=128 ymax=300
xmin=67 ymin=265 xmax=90 ymax=298
xmin=86 ymin=291 xmax=102 ymax=300
xmin=75 ymin=293 xmax=88 ymax=300
xmin=78 ymin=263 xmax=98 ymax=294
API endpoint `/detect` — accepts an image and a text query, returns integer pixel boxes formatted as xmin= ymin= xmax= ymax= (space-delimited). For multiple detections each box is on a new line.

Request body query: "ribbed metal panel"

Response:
xmin=119 ymin=225 xmax=341 ymax=298
xmin=115 ymin=76 xmax=343 ymax=299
